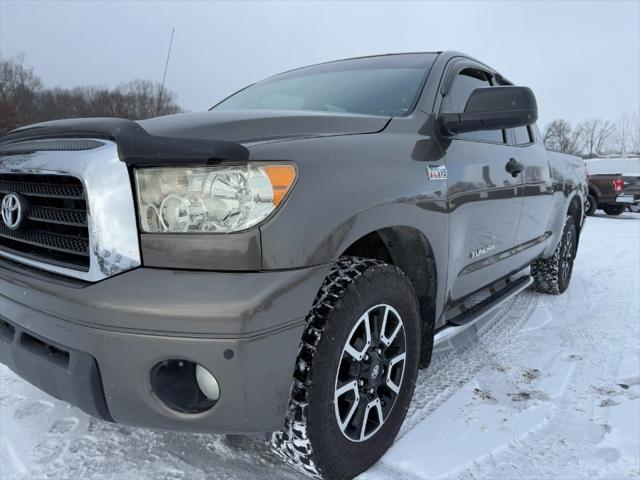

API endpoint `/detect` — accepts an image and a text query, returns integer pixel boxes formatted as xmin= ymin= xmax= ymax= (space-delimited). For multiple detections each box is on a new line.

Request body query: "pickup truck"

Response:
xmin=0 ymin=52 xmax=587 ymax=479
xmin=586 ymin=158 xmax=640 ymax=215
xmin=585 ymin=173 xmax=625 ymax=215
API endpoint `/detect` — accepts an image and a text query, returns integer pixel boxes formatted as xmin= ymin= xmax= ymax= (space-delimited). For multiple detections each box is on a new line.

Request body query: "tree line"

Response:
xmin=0 ymin=55 xmax=181 ymax=135
xmin=543 ymin=114 xmax=639 ymax=159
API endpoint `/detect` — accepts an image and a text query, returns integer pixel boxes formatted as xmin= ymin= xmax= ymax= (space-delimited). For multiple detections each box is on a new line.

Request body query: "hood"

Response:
xmin=138 ymin=109 xmax=391 ymax=144
xmin=0 ymin=110 xmax=390 ymax=167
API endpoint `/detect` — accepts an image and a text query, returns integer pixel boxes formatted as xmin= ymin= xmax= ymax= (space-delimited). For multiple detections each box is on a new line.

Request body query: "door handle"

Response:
xmin=506 ymin=158 xmax=524 ymax=177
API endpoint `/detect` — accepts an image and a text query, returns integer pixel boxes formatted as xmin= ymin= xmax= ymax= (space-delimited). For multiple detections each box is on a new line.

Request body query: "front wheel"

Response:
xmin=271 ymin=257 xmax=421 ymax=479
xmin=602 ymin=204 xmax=626 ymax=216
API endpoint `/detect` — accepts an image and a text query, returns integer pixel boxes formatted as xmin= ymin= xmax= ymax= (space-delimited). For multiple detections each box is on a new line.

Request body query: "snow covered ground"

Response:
xmin=1 ymin=212 xmax=639 ymax=480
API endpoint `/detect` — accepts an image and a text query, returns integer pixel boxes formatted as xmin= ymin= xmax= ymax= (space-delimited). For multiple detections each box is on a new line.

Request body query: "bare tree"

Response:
xmin=0 ymin=102 xmax=20 ymax=134
xmin=119 ymin=80 xmax=181 ymax=119
xmin=577 ymin=118 xmax=614 ymax=158
xmin=543 ymin=119 xmax=582 ymax=154
xmin=630 ymin=112 xmax=640 ymax=155
xmin=0 ymin=54 xmax=44 ymax=131
xmin=613 ymin=112 xmax=632 ymax=156
xmin=0 ymin=56 xmax=182 ymax=135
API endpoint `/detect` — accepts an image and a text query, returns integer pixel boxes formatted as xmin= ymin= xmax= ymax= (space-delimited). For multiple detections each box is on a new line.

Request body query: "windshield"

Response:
xmin=213 ymin=53 xmax=437 ymax=117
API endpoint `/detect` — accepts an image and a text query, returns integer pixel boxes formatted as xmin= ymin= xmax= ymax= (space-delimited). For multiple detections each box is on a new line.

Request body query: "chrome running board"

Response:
xmin=434 ymin=275 xmax=533 ymax=348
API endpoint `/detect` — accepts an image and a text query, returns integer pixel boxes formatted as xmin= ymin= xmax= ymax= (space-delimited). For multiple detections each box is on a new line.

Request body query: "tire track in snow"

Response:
xmin=453 ymin=216 xmax=640 ymax=480
xmin=400 ymin=291 xmax=538 ymax=438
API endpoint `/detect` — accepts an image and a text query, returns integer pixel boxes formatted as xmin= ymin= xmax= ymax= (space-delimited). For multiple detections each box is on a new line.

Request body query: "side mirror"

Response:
xmin=441 ymin=86 xmax=538 ymax=135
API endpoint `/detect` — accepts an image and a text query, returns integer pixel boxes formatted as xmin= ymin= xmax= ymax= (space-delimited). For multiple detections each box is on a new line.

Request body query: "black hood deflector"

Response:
xmin=0 ymin=117 xmax=250 ymax=166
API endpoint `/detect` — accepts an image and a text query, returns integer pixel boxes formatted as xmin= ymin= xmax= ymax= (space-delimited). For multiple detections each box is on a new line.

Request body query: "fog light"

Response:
xmin=150 ymin=359 xmax=219 ymax=414
xmin=195 ymin=364 xmax=220 ymax=401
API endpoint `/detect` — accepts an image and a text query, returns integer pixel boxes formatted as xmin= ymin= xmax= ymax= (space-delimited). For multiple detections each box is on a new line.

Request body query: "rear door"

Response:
xmin=512 ymin=125 xmax=555 ymax=247
xmin=441 ymin=68 xmax=524 ymax=300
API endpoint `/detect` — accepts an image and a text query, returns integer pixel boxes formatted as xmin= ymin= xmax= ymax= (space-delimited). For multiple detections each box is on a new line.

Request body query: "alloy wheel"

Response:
xmin=334 ymin=304 xmax=406 ymax=442
xmin=561 ymin=229 xmax=574 ymax=281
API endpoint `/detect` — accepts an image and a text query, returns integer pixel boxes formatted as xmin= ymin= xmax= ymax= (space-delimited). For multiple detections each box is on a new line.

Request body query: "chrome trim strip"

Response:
xmin=460 ymin=232 xmax=552 ymax=276
xmin=0 ymin=140 xmax=141 ymax=282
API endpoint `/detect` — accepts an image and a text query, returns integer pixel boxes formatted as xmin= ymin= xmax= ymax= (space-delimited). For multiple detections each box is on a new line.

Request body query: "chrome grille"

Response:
xmin=0 ymin=178 xmax=84 ymax=198
xmin=28 ymin=206 xmax=87 ymax=227
xmin=0 ymin=173 xmax=90 ymax=270
xmin=0 ymin=140 xmax=141 ymax=282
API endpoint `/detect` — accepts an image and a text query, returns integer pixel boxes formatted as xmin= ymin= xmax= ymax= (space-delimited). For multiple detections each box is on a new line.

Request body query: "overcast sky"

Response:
xmin=1 ymin=0 xmax=638 ymax=127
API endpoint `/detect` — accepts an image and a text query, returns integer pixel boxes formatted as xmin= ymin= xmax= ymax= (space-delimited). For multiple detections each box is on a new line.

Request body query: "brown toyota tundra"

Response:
xmin=0 ymin=51 xmax=587 ymax=478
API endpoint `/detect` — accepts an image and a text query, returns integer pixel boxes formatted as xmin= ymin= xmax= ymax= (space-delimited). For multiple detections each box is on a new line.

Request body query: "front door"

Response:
xmin=440 ymin=68 xmax=524 ymax=301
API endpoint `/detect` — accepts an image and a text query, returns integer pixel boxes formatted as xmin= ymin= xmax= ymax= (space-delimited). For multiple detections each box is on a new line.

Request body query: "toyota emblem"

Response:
xmin=1 ymin=193 xmax=24 ymax=230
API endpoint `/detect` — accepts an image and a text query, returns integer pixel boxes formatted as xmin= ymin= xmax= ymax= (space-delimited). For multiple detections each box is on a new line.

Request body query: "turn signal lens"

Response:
xmin=264 ymin=165 xmax=296 ymax=206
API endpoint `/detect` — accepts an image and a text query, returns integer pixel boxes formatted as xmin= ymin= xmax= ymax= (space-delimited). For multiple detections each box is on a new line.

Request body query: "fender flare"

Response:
xmin=542 ymin=190 xmax=583 ymax=258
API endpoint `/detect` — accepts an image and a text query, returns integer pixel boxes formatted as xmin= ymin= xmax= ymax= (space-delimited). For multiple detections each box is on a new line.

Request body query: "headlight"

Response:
xmin=134 ymin=164 xmax=296 ymax=233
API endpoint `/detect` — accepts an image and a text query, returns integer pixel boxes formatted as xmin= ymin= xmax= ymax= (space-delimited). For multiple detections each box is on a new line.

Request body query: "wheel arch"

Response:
xmin=543 ymin=191 xmax=584 ymax=258
xmin=342 ymin=226 xmax=438 ymax=369
xmin=567 ymin=193 xmax=583 ymax=234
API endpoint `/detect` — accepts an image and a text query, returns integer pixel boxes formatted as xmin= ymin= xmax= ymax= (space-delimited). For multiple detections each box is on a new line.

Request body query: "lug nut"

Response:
xmin=358 ymin=379 xmax=365 ymax=387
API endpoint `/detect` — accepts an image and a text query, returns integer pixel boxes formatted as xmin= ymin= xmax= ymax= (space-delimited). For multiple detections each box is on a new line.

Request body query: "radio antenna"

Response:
xmin=157 ymin=27 xmax=175 ymax=116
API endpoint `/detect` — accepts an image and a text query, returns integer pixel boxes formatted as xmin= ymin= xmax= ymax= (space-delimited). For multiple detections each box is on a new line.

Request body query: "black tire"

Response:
xmin=602 ymin=204 xmax=626 ymax=216
xmin=271 ymin=257 xmax=421 ymax=479
xmin=585 ymin=194 xmax=598 ymax=216
xmin=531 ymin=216 xmax=577 ymax=295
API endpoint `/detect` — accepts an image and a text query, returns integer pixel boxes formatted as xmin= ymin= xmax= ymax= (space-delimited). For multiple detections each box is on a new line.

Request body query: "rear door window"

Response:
xmin=514 ymin=126 xmax=533 ymax=145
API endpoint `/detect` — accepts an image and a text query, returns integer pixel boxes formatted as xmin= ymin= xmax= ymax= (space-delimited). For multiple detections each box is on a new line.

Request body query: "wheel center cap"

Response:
xmin=364 ymin=353 xmax=384 ymax=385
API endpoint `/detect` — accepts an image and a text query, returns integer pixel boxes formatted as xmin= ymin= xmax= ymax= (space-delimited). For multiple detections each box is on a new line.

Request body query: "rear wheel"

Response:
xmin=585 ymin=194 xmax=597 ymax=216
xmin=602 ymin=204 xmax=626 ymax=216
xmin=531 ymin=216 xmax=577 ymax=295
xmin=271 ymin=257 xmax=420 ymax=479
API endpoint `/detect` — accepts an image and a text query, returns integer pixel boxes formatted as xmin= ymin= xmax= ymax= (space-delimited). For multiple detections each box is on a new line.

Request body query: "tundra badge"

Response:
xmin=470 ymin=243 xmax=496 ymax=259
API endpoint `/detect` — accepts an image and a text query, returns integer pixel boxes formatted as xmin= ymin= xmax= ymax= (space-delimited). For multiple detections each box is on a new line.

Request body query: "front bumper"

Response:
xmin=0 ymin=260 xmax=330 ymax=433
